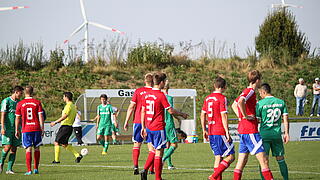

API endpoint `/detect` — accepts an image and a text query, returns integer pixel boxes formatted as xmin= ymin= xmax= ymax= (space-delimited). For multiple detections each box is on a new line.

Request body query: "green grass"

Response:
xmin=1 ymin=141 xmax=319 ymax=179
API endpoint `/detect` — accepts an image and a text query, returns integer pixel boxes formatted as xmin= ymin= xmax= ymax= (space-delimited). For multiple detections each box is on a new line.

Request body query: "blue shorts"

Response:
xmin=209 ymin=135 xmax=235 ymax=157
xmin=132 ymin=123 xmax=144 ymax=143
xmin=22 ymin=131 xmax=43 ymax=149
xmin=239 ymin=133 xmax=264 ymax=155
xmin=146 ymin=128 xmax=167 ymax=150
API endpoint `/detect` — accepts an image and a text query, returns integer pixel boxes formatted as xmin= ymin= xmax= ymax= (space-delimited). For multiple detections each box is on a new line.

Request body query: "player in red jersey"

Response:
xmin=139 ymin=72 xmax=188 ymax=180
xmin=201 ymin=76 xmax=235 ymax=180
xmin=124 ymin=73 xmax=153 ymax=175
xmin=15 ymin=86 xmax=44 ymax=175
xmin=231 ymin=70 xmax=273 ymax=180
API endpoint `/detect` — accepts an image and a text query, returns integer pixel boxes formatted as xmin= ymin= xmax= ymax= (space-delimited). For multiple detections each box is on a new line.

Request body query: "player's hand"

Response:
xmin=15 ymin=131 xmax=20 ymax=139
xmin=181 ymin=113 xmax=189 ymax=119
xmin=1 ymin=129 xmax=5 ymax=135
xmin=225 ymin=132 xmax=232 ymax=142
xmin=50 ymin=121 xmax=56 ymax=127
xmin=123 ymin=122 xmax=128 ymax=131
xmin=141 ymin=128 xmax=147 ymax=138
xmin=246 ymin=115 xmax=255 ymax=121
xmin=203 ymin=131 xmax=208 ymax=141
xmin=115 ymin=123 xmax=119 ymax=129
xmin=283 ymin=133 xmax=290 ymax=144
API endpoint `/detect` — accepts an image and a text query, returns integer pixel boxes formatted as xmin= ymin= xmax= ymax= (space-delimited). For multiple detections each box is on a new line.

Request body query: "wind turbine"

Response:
xmin=63 ymin=0 xmax=124 ymax=63
xmin=0 ymin=6 xmax=29 ymax=11
xmin=271 ymin=0 xmax=303 ymax=9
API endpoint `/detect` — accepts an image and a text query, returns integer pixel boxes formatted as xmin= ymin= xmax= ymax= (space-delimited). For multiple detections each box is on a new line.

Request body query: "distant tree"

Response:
xmin=255 ymin=9 xmax=310 ymax=65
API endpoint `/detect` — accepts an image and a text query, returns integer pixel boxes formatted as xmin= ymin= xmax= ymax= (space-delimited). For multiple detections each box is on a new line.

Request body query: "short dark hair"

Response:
xmin=12 ymin=86 xmax=24 ymax=94
xmin=100 ymin=94 xmax=108 ymax=99
xmin=153 ymin=72 xmax=167 ymax=85
xmin=214 ymin=76 xmax=226 ymax=89
xmin=145 ymin=73 xmax=154 ymax=85
xmin=260 ymin=83 xmax=271 ymax=94
xmin=63 ymin=92 xmax=73 ymax=101
xmin=164 ymin=80 xmax=170 ymax=92
xmin=25 ymin=86 xmax=34 ymax=96
xmin=247 ymin=70 xmax=262 ymax=84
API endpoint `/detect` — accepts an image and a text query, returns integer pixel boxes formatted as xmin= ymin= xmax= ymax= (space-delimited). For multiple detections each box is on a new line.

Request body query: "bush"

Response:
xmin=49 ymin=48 xmax=64 ymax=70
xmin=255 ymin=9 xmax=310 ymax=65
xmin=127 ymin=42 xmax=173 ymax=66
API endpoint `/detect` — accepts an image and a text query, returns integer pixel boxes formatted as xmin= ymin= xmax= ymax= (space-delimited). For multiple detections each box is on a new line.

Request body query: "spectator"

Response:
xmin=294 ymin=78 xmax=307 ymax=116
xmin=310 ymin=77 xmax=320 ymax=117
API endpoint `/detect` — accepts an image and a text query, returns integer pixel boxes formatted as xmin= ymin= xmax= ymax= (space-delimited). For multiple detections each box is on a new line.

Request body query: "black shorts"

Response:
xmin=55 ymin=125 xmax=73 ymax=145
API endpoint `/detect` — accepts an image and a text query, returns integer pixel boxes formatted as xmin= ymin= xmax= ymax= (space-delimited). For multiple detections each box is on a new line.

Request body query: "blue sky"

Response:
xmin=0 ymin=0 xmax=319 ymax=58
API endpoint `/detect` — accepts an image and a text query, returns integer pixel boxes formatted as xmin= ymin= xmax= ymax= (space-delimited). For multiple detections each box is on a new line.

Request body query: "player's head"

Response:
xmin=144 ymin=73 xmax=154 ymax=87
xmin=247 ymin=70 xmax=262 ymax=87
xmin=214 ymin=76 xmax=227 ymax=92
xmin=100 ymin=94 xmax=108 ymax=105
xmin=63 ymin=92 xmax=73 ymax=102
xmin=153 ymin=72 xmax=167 ymax=89
xmin=12 ymin=85 xmax=24 ymax=99
xmin=25 ymin=86 xmax=34 ymax=96
xmin=163 ymin=80 xmax=170 ymax=93
xmin=258 ymin=83 xmax=272 ymax=99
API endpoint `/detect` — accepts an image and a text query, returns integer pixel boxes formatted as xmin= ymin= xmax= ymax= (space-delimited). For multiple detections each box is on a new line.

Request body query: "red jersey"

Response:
xmin=15 ymin=97 xmax=43 ymax=133
xmin=142 ymin=88 xmax=171 ymax=131
xmin=201 ymin=92 xmax=228 ymax=135
xmin=131 ymin=86 xmax=152 ymax=124
xmin=235 ymin=87 xmax=258 ymax=134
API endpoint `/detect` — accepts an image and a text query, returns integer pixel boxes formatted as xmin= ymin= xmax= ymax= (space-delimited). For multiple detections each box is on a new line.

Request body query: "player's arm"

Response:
xmin=111 ymin=107 xmax=118 ymax=128
xmin=124 ymin=102 xmax=136 ymax=131
xmin=231 ymin=101 xmax=239 ymax=118
xmin=50 ymin=113 xmax=68 ymax=127
xmin=167 ymin=108 xmax=188 ymax=119
xmin=283 ymin=114 xmax=289 ymax=144
xmin=238 ymin=97 xmax=254 ymax=120
xmin=200 ymin=111 xmax=208 ymax=141
xmin=221 ymin=112 xmax=231 ymax=142
xmin=15 ymin=115 xmax=22 ymax=138
xmin=1 ymin=112 xmax=5 ymax=135
xmin=39 ymin=113 xmax=44 ymax=136
xmin=140 ymin=106 xmax=147 ymax=138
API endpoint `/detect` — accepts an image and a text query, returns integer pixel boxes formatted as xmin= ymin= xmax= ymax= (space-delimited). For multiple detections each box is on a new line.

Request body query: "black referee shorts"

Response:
xmin=55 ymin=125 xmax=73 ymax=145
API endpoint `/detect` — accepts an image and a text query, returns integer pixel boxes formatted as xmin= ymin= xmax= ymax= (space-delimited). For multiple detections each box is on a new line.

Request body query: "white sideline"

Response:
xmin=14 ymin=163 xmax=320 ymax=175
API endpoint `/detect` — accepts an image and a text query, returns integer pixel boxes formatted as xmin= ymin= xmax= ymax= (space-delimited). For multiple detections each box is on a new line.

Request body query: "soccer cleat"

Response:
xmin=310 ymin=114 xmax=314 ymax=117
xmin=6 ymin=170 xmax=15 ymax=174
xmin=75 ymin=154 xmax=83 ymax=163
xmin=168 ymin=166 xmax=176 ymax=170
xmin=33 ymin=169 xmax=39 ymax=174
xmin=52 ymin=160 xmax=61 ymax=164
xmin=148 ymin=171 xmax=155 ymax=175
xmin=102 ymin=151 xmax=107 ymax=155
xmin=24 ymin=171 xmax=32 ymax=175
xmin=317 ymin=114 xmax=320 ymax=117
xmin=140 ymin=169 xmax=148 ymax=180
xmin=134 ymin=167 xmax=139 ymax=175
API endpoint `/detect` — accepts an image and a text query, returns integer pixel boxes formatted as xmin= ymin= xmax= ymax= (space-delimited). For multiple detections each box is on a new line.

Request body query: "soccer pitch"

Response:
xmin=0 ymin=141 xmax=319 ymax=180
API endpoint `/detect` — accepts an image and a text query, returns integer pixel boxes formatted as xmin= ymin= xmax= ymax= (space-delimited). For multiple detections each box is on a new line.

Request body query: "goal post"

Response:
xmin=75 ymin=89 xmax=197 ymax=137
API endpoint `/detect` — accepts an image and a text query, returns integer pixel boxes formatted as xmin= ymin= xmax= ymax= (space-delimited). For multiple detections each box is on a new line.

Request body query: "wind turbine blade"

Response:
xmin=64 ymin=23 xmax=86 ymax=44
xmin=89 ymin=22 xmax=125 ymax=34
xmin=0 ymin=6 xmax=29 ymax=11
xmin=281 ymin=0 xmax=285 ymax=5
xmin=80 ymin=0 xmax=87 ymax=21
xmin=286 ymin=4 xmax=303 ymax=8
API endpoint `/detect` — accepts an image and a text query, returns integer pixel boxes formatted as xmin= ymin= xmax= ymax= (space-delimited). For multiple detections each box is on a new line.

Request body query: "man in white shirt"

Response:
xmin=73 ymin=110 xmax=84 ymax=146
xmin=310 ymin=78 xmax=320 ymax=117
xmin=294 ymin=78 xmax=307 ymax=116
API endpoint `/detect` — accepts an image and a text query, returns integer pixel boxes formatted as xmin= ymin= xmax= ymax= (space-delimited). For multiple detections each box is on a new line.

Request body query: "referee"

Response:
xmin=50 ymin=92 xmax=83 ymax=163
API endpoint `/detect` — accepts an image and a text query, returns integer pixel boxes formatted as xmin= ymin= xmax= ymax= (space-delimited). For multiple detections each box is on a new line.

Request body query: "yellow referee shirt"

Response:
xmin=61 ymin=102 xmax=77 ymax=126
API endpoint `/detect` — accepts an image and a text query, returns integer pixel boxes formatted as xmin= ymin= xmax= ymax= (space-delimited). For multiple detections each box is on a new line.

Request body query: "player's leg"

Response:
xmin=61 ymin=126 xmax=82 ymax=162
xmin=103 ymin=135 xmax=110 ymax=154
xmin=97 ymin=126 xmax=105 ymax=147
xmin=53 ymin=142 xmax=61 ymax=163
xmin=140 ymin=143 xmax=155 ymax=180
xmin=132 ymin=123 xmax=144 ymax=174
xmin=259 ymin=140 xmax=271 ymax=180
xmin=0 ymin=132 xmax=13 ymax=173
xmin=233 ymin=153 xmax=249 ymax=180
xmin=33 ymin=131 xmax=43 ymax=174
xmin=154 ymin=148 xmax=164 ymax=180
xmin=74 ymin=127 xmax=84 ymax=145
xmin=163 ymin=126 xmax=178 ymax=169
xmin=25 ymin=147 xmax=33 ymax=175
xmin=6 ymin=131 xmax=21 ymax=174
xmin=256 ymin=152 xmax=273 ymax=180
xmin=271 ymin=139 xmax=288 ymax=180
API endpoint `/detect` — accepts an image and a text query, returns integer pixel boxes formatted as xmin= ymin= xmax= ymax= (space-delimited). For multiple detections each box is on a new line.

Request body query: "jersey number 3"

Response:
xmin=266 ymin=108 xmax=281 ymax=127
xmin=146 ymin=100 xmax=155 ymax=115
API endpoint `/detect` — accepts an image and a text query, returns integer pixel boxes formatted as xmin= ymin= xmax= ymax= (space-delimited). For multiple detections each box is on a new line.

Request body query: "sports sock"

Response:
xmin=213 ymin=160 xmax=230 ymax=179
xmin=132 ymin=147 xmax=140 ymax=167
xmin=277 ymin=159 xmax=288 ymax=180
xmin=233 ymin=169 xmax=242 ymax=180
xmin=99 ymin=140 xmax=105 ymax=147
xmin=7 ymin=153 xmax=16 ymax=171
xmin=103 ymin=142 xmax=109 ymax=152
xmin=0 ymin=149 xmax=8 ymax=165
xmin=54 ymin=145 xmax=60 ymax=162
xmin=262 ymin=168 xmax=274 ymax=180
xmin=149 ymin=159 xmax=154 ymax=172
xmin=65 ymin=145 xmax=80 ymax=158
xmin=154 ymin=155 xmax=163 ymax=180
xmin=166 ymin=155 xmax=173 ymax=167
xmin=26 ymin=151 xmax=32 ymax=172
xmin=162 ymin=146 xmax=176 ymax=162
xmin=34 ymin=150 xmax=40 ymax=170
xmin=212 ymin=168 xmax=222 ymax=180
xmin=144 ymin=150 xmax=155 ymax=170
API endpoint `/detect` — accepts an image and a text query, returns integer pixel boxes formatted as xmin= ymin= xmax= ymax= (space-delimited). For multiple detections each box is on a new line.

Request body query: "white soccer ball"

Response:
xmin=80 ymin=148 xmax=88 ymax=156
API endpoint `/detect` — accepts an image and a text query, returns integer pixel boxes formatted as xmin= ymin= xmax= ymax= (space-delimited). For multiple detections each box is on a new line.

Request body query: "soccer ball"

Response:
xmin=80 ymin=148 xmax=88 ymax=156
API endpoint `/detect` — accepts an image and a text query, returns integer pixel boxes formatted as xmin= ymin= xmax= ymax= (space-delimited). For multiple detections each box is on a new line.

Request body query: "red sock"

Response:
xmin=210 ymin=168 xmax=222 ymax=180
xmin=149 ymin=159 xmax=154 ymax=172
xmin=213 ymin=160 xmax=230 ymax=178
xmin=34 ymin=150 xmax=40 ymax=170
xmin=26 ymin=151 xmax=32 ymax=172
xmin=233 ymin=169 xmax=242 ymax=180
xmin=154 ymin=155 xmax=163 ymax=180
xmin=132 ymin=147 xmax=140 ymax=167
xmin=143 ymin=150 xmax=155 ymax=170
xmin=262 ymin=168 xmax=274 ymax=180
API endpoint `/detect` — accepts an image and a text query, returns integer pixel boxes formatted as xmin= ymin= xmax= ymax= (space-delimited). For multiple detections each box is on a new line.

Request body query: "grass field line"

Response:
xmin=14 ymin=163 xmax=320 ymax=175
